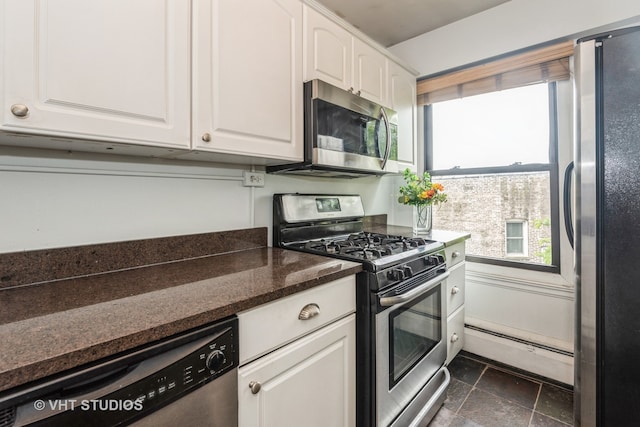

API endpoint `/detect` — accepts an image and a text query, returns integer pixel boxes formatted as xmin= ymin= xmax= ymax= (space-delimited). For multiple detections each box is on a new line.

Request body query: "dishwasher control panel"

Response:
xmin=131 ymin=323 xmax=236 ymax=410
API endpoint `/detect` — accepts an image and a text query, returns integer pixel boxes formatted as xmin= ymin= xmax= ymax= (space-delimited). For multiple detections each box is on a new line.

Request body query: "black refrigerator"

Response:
xmin=574 ymin=25 xmax=640 ymax=427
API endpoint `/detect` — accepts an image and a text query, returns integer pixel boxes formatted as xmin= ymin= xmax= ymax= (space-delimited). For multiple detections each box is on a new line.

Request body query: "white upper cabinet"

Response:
xmin=388 ymin=61 xmax=418 ymax=171
xmin=193 ymin=0 xmax=303 ymax=162
xmin=304 ymin=6 xmax=387 ymax=106
xmin=352 ymin=38 xmax=388 ymax=106
xmin=0 ymin=0 xmax=412 ymax=167
xmin=0 ymin=0 xmax=190 ymax=149
xmin=304 ymin=6 xmax=352 ymax=90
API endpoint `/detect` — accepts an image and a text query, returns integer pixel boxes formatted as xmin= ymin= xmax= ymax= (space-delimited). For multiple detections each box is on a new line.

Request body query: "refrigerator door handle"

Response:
xmin=563 ymin=161 xmax=575 ymax=249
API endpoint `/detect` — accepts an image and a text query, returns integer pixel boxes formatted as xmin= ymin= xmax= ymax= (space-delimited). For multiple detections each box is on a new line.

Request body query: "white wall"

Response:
xmin=0 ymin=147 xmax=400 ymax=253
xmin=389 ymin=0 xmax=640 ymax=77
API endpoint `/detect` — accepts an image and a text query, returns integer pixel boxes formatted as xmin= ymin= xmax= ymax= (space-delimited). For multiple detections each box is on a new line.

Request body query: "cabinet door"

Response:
xmin=446 ymin=262 xmax=465 ymax=316
xmin=193 ymin=0 xmax=303 ymax=162
xmin=303 ymin=6 xmax=352 ymax=90
xmin=388 ymin=61 xmax=417 ymax=171
xmin=238 ymin=315 xmax=355 ymax=427
xmin=0 ymin=0 xmax=190 ymax=149
xmin=447 ymin=306 xmax=465 ymax=365
xmin=353 ymin=38 xmax=387 ymax=106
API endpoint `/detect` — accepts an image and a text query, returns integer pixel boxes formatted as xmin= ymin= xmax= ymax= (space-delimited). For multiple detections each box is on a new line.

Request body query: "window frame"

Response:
xmin=425 ymin=82 xmax=561 ymax=274
xmin=505 ymin=219 xmax=528 ymax=258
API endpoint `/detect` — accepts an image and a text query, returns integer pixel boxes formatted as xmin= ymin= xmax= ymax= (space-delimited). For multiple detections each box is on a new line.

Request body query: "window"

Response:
xmin=425 ymin=82 xmax=560 ymax=272
xmin=506 ymin=220 xmax=527 ymax=257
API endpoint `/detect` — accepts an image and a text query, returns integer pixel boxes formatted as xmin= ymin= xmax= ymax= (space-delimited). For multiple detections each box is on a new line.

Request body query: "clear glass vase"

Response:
xmin=413 ymin=204 xmax=432 ymax=235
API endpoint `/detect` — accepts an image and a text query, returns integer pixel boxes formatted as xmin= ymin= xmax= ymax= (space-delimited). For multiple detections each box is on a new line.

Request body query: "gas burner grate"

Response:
xmin=297 ymin=232 xmax=434 ymax=261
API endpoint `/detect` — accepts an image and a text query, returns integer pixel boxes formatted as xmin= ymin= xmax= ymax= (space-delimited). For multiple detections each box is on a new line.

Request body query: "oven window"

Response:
xmin=388 ymin=285 xmax=441 ymax=387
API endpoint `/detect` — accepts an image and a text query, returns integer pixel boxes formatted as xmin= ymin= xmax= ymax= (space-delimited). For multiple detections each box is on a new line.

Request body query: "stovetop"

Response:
xmin=273 ymin=194 xmax=447 ymax=289
xmin=284 ymin=231 xmax=444 ymax=271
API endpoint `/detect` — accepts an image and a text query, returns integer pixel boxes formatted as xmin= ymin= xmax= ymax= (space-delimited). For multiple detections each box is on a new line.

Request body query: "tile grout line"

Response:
xmin=463 ymin=362 xmax=547 ymax=417
xmin=451 ymin=364 xmax=489 ymax=422
xmin=528 ymin=383 xmax=543 ymax=427
xmin=450 ymin=356 xmax=575 ymax=426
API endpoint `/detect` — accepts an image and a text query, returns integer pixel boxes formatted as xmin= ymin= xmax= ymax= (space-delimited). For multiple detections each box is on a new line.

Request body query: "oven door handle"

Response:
xmin=379 ymin=271 xmax=449 ymax=307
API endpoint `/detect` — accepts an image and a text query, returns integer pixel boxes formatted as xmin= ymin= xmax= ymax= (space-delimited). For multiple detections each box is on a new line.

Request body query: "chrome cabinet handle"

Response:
xmin=201 ymin=133 xmax=211 ymax=142
xmin=450 ymin=333 xmax=459 ymax=343
xmin=11 ymin=104 xmax=29 ymax=117
xmin=298 ymin=303 xmax=320 ymax=320
xmin=249 ymin=381 xmax=261 ymax=394
xmin=452 ymin=251 xmax=461 ymax=258
xmin=451 ymin=286 xmax=460 ymax=295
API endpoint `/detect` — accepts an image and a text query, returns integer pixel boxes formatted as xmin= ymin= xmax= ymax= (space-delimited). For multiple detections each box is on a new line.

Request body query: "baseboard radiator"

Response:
xmin=462 ymin=324 xmax=574 ymax=386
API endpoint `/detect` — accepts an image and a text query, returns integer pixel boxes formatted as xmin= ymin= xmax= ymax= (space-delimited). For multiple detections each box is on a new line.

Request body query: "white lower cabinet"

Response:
xmin=237 ymin=276 xmax=356 ymax=427
xmin=447 ymin=306 xmax=465 ymax=365
xmin=238 ymin=315 xmax=355 ymax=427
xmin=444 ymin=241 xmax=467 ymax=364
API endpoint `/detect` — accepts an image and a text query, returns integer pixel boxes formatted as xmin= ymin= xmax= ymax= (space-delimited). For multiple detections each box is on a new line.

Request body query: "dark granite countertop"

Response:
xmin=0 ymin=230 xmax=361 ymax=393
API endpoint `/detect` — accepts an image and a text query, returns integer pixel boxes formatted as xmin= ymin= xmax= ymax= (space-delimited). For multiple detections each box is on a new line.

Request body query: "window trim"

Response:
xmin=425 ymin=82 xmax=561 ymax=274
xmin=505 ymin=220 xmax=528 ymax=257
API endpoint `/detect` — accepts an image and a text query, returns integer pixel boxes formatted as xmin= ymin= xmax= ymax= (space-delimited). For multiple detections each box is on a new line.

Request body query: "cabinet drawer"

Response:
xmin=445 ymin=242 xmax=465 ymax=268
xmin=238 ymin=275 xmax=356 ymax=365
xmin=446 ymin=263 xmax=465 ymax=316
xmin=446 ymin=306 xmax=465 ymax=365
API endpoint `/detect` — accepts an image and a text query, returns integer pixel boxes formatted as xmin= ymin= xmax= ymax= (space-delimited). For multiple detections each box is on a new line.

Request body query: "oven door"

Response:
xmin=375 ymin=271 xmax=449 ymax=427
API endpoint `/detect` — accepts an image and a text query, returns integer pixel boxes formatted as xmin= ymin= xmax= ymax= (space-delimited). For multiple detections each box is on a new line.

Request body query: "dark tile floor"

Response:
xmin=429 ymin=351 xmax=574 ymax=427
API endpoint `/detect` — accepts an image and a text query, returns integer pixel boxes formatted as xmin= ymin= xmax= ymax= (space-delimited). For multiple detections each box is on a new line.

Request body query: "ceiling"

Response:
xmin=314 ymin=0 xmax=511 ymax=47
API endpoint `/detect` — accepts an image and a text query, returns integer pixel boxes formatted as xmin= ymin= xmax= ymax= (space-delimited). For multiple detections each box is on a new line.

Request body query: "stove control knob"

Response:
xmin=402 ymin=266 xmax=413 ymax=278
xmin=206 ymin=350 xmax=226 ymax=372
xmin=387 ymin=268 xmax=405 ymax=281
xmin=435 ymin=254 xmax=445 ymax=265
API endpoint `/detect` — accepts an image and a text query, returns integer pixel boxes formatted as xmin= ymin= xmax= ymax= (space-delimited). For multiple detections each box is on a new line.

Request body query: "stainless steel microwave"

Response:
xmin=267 ymin=79 xmax=399 ymax=178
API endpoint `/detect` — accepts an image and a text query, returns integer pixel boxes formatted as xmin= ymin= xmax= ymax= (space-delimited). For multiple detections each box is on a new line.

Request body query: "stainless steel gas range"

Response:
xmin=273 ymin=194 xmax=450 ymax=427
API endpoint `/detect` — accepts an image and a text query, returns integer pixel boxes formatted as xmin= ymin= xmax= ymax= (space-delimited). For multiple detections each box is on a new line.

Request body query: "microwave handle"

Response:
xmin=380 ymin=107 xmax=392 ymax=170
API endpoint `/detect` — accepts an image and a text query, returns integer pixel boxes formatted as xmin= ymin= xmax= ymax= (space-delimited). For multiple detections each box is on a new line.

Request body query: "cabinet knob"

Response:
xmin=249 ymin=381 xmax=261 ymax=394
xmin=355 ymin=90 xmax=361 ymax=96
xmin=348 ymin=87 xmax=354 ymax=93
xmin=298 ymin=303 xmax=320 ymax=320
xmin=450 ymin=333 xmax=459 ymax=343
xmin=10 ymin=104 xmax=29 ymax=117
xmin=201 ymin=133 xmax=211 ymax=142
xmin=451 ymin=286 xmax=460 ymax=295
xmin=452 ymin=251 xmax=461 ymax=258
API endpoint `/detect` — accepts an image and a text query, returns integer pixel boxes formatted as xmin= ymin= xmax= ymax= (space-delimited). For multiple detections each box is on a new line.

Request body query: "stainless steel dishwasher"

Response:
xmin=0 ymin=316 xmax=238 ymax=427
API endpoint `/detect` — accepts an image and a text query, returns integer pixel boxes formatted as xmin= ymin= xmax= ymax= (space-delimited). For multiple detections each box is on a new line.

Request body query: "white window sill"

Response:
xmin=466 ymin=260 xmax=574 ymax=291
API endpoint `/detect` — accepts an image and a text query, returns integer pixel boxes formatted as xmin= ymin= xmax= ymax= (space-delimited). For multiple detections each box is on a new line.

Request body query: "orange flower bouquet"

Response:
xmin=398 ymin=168 xmax=447 ymax=233
xmin=398 ymin=168 xmax=447 ymax=207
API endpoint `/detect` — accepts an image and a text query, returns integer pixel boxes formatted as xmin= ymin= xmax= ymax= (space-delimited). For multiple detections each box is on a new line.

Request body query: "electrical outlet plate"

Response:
xmin=242 ymin=171 xmax=265 ymax=187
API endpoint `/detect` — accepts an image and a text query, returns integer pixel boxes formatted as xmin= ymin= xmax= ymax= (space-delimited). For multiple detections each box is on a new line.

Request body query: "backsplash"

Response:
xmin=0 ymin=227 xmax=267 ymax=289
xmin=0 ymin=147 xmax=404 ymax=254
